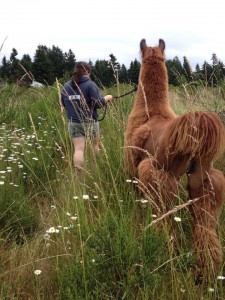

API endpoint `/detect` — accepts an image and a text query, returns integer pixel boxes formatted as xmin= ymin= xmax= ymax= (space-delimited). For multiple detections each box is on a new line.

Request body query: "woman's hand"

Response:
xmin=104 ymin=95 xmax=113 ymax=102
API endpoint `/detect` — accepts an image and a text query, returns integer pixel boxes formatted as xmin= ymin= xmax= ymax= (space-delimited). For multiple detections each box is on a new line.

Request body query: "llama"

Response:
xmin=124 ymin=38 xmax=225 ymax=281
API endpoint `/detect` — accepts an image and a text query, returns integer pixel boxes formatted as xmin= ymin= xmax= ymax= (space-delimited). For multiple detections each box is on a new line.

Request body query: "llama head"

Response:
xmin=140 ymin=39 xmax=166 ymax=63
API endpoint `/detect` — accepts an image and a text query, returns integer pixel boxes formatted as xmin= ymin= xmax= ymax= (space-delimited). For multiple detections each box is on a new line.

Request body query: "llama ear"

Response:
xmin=159 ymin=39 xmax=165 ymax=53
xmin=140 ymin=39 xmax=147 ymax=54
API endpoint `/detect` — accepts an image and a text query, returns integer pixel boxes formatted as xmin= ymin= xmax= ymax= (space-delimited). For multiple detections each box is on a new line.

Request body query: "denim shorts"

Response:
xmin=68 ymin=121 xmax=100 ymax=138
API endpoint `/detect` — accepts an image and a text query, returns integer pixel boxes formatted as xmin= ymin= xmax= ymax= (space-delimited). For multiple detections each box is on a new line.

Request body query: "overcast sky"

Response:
xmin=1 ymin=0 xmax=224 ymax=70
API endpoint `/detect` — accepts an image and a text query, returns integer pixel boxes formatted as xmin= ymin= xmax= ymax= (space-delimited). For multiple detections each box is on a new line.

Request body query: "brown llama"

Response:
xmin=124 ymin=38 xmax=225 ymax=281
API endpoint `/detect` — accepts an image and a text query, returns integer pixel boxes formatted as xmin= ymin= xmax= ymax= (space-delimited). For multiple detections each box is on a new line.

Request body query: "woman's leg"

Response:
xmin=72 ymin=136 xmax=86 ymax=169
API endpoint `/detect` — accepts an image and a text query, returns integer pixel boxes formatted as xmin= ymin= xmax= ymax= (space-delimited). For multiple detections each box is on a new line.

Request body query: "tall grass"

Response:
xmin=0 ymin=82 xmax=225 ymax=299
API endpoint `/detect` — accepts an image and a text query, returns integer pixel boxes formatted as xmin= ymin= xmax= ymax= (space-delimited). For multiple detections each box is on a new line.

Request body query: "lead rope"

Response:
xmin=98 ymin=84 xmax=137 ymax=121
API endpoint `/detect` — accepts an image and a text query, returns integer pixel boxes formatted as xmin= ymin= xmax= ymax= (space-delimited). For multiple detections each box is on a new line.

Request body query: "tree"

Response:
xmin=92 ymin=59 xmax=115 ymax=87
xmin=202 ymin=61 xmax=214 ymax=86
xmin=119 ymin=64 xmax=129 ymax=83
xmin=128 ymin=59 xmax=140 ymax=84
xmin=166 ymin=56 xmax=185 ymax=86
xmin=48 ymin=45 xmax=65 ymax=82
xmin=64 ymin=49 xmax=76 ymax=74
xmin=194 ymin=63 xmax=203 ymax=83
xmin=32 ymin=45 xmax=52 ymax=84
xmin=211 ymin=53 xmax=224 ymax=86
xmin=8 ymin=48 xmax=21 ymax=83
xmin=183 ymin=56 xmax=193 ymax=82
xmin=17 ymin=54 xmax=33 ymax=86
xmin=109 ymin=53 xmax=120 ymax=84
xmin=0 ymin=56 xmax=11 ymax=79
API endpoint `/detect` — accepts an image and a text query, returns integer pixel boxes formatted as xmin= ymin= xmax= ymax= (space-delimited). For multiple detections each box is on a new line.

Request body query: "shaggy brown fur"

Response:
xmin=124 ymin=38 xmax=225 ymax=281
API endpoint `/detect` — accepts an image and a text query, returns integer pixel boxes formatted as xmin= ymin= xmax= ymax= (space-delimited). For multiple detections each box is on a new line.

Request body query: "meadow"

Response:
xmin=0 ymin=81 xmax=225 ymax=299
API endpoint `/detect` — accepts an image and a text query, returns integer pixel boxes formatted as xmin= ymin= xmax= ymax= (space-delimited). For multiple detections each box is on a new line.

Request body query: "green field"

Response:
xmin=0 ymin=82 xmax=225 ymax=299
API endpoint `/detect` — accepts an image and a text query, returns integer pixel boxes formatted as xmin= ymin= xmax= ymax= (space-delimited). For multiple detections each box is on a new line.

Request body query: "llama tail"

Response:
xmin=165 ymin=111 xmax=225 ymax=162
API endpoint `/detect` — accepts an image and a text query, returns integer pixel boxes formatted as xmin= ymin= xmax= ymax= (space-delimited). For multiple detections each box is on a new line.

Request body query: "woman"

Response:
xmin=61 ymin=61 xmax=112 ymax=171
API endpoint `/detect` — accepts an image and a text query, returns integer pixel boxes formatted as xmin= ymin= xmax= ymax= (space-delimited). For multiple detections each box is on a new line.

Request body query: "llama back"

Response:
xmin=165 ymin=111 xmax=225 ymax=161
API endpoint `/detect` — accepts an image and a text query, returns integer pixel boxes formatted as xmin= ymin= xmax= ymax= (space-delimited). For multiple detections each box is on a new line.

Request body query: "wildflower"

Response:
xmin=51 ymin=205 xmax=56 ymax=209
xmin=217 ymin=275 xmax=225 ymax=280
xmin=32 ymin=157 xmax=38 ymax=161
xmin=46 ymin=227 xmax=59 ymax=233
xmin=0 ymin=181 xmax=4 ymax=185
xmin=126 ymin=179 xmax=132 ymax=183
xmin=73 ymin=196 xmax=79 ymax=199
xmin=93 ymin=195 xmax=98 ymax=199
xmin=208 ymin=287 xmax=214 ymax=293
xmin=71 ymin=216 xmax=78 ymax=220
xmin=174 ymin=216 xmax=181 ymax=222
xmin=140 ymin=199 xmax=148 ymax=204
xmin=152 ymin=214 xmax=157 ymax=218
xmin=66 ymin=212 xmax=71 ymax=216
xmin=82 ymin=195 xmax=89 ymax=200
xmin=43 ymin=233 xmax=51 ymax=240
xmin=132 ymin=180 xmax=138 ymax=184
xmin=34 ymin=270 xmax=42 ymax=275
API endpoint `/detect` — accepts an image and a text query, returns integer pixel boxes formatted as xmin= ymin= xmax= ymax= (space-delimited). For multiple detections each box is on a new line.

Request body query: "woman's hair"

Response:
xmin=72 ymin=61 xmax=91 ymax=86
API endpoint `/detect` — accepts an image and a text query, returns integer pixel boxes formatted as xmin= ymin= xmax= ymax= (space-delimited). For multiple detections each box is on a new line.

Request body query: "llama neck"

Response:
xmin=134 ymin=63 xmax=173 ymax=117
xmin=126 ymin=62 xmax=176 ymax=141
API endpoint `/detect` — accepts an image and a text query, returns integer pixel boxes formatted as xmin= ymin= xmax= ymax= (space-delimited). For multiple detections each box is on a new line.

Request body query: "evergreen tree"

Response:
xmin=48 ymin=45 xmax=65 ymax=83
xmin=92 ymin=59 xmax=115 ymax=87
xmin=166 ymin=59 xmax=178 ymax=86
xmin=109 ymin=53 xmax=120 ymax=83
xmin=18 ymin=54 xmax=33 ymax=86
xmin=32 ymin=45 xmax=52 ymax=84
xmin=0 ymin=56 xmax=11 ymax=80
xmin=128 ymin=59 xmax=140 ymax=84
xmin=195 ymin=63 xmax=201 ymax=73
xmin=194 ymin=63 xmax=203 ymax=83
xmin=20 ymin=54 xmax=32 ymax=71
xmin=8 ymin=48 xmax=21 ymax=83
xmin=202 ymin=61 xmax=214 ymax=86
xmin=109 ymin=54 xmax=120 ymax=71
xmin=211 ymin=53 xmax=224 ymax=86
xmin=183 ymin=56 xmax=193 ymax=82
xmin=211 ymin=53 xmax=219 ymax=66
xmin=64 ymin=49 xmax=76 ymax=74
xmin=119 ymin=64 xmax=129 ymax=83
xmin=166 ymin=56 xmax=185 ymax=86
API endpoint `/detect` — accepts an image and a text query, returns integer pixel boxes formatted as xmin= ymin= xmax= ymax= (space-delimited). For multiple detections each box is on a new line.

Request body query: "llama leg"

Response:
xmin=124 ymin=123 xmax=151 ymax=177
xmin=138 ymin=157 xmax=178 ymax=214
xmin=187 ymin=163 xmax=225 ymax=282
xmin=138 ymin=157 xmax=181 ymax=248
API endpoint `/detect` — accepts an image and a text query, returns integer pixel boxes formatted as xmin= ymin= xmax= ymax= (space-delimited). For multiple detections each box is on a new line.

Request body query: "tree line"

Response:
xmin=0 ymin=45 xmax=224 ymax=87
